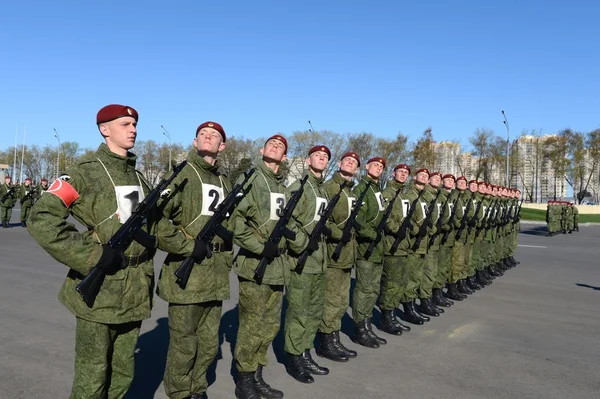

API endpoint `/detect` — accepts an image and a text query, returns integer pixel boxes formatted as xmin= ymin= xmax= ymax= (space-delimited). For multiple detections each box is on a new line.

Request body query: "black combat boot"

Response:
xmin=235 ymin=372 xmax=261 ymax=399
xmin=481 ymin=268 xmax=494 ymax=282
xmin=21 ymin=221 xmax=27 ymax=228
xmin=494 ymin=262 xmax=506 ymax=274
xmin=189 ymin=393 xmax=207 ymax=399
xmin=380 ymin=309 xmax=403 ymax=335
xmin=476 ymin=270 xmax=491 ymax=286
xmin=253 ymin=366 xmax=284 ymax=398
xmin=416 ymin=298 xmax=440 ymax=317
xmin=316 ymin=332 xmax=349 ymax=362
xmin=365 ymin=319 xmax=387 ymax=345
xmin=510 ymin=256 xmax=520 ymax=265
xmin=401 ymin=301 xmax=425 ymax=324
xmin=352 ymin=319 xmax=379 ymax=348
xmin=467 ymin=276 xmax=482 ymax=290
xmin=332 ymin=331 xmax=357 ymax=358
xmin=457 ymin=279 xmax=474 ymax=295
xmin=445 ymin=283 xmax=465 ymax=301
xmin=302 ymin=350 xmax=329 ymax=375
xmin=433 ymin=288 xmax=452 ymax=307
xmin=285 ymin=353 xmax=314 ymax=383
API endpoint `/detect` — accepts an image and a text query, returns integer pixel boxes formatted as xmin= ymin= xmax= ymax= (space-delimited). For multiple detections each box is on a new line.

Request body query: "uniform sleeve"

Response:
xmin=286 ymin=182 xmax=310 ymax=253
xmin=354 ymin=185 xmax=377 ymax=240
xmin=155 ymin=216 xmax=195 ymax=255
xmin=231 ymin=181 xmax=265 ymax=256
xmin=27 ymin=170 xmax=103 ymax=275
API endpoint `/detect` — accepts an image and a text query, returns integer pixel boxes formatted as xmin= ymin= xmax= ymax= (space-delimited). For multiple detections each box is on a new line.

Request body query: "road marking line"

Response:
xmin=518 ymin=245 xmax=547 ymax=248
xmin=448 ymin=323 xmax=479 ymax=340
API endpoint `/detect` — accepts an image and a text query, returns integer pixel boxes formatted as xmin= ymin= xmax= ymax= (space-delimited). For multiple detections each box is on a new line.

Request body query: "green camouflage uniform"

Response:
xmin=1 ymin=183 xmax=17 ymax=225
xmin=18 ymin=183 xmax=36 ymax=223
xmin=435 ymin=188 xmax=457 ymax=289
xmin=284 ymin=171 xmax=328 ymax=356
xmin=418 ymin=184 xmax=441 ymax=301
xmin=231 ymin=161 xmax=305 ymax=373
xmin=573 ymin=206 xmax=579 ymax=230
xmin=467 ymin=191 xmax=485 ymax=277
xmin=450 ymin=189 xmax=473 ymax=283
xmin=157 ymin=150 xmax=233 ymax=399
xmin=352 ymin=175 xmax=386 ymax=322
xmin=27 ymin=143 xmax=195 ymax=399
xmin=319 ymin=172 xmax=356 ymax=334
xmin=565 ymin=205 xmax=574 ymax=232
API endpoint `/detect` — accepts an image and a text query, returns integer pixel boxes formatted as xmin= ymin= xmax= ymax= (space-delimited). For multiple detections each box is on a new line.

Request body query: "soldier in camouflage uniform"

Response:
xmin=230 ymin=134 xmax=307 ymax=399
xmin=472 ymin=182 xmax=493 ymax=287
xmin=573 ymin=202 xmax=579 ymax=231
xmin=27 ymin=104 xmax=199 ymax=399
xmin=565 ymin=202 xmax=574 ymax=233
xmin=464 ymin=180 xmax=485 ymax=292
xmin=284 ymin=145 xmax=333 ymax=383
xmin=39 ymin=177 xmax=50 ymax=196
xmin=18 ymin=177 xmax=36 ymax=227
xmin=1 ymin=175 xmax=17 ymax=228
xmin=379 ymin=163 xmax=414 ymax=334
xmin=317 ymin=152 xmax=361 ymax=361
xmin=157 ymin=121 xmax=232 ymax=399
xmin=352 ymin=157 xmax=388 ymax=348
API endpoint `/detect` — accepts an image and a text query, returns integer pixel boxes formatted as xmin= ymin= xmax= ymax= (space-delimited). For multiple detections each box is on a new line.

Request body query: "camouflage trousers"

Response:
xmin=1 ymin=206 xmax=13 ymax=222
xmin=380 ymin=253 xmax=423 ymax=306
xmin=70 ymin=318 xmax=141 ymax=399
xmin=284 ymin=271 xmax=324 ymax=355
xmin=450 ymin=240 xmax=470 ymax=282
xmin=434 ymin=246 xmax=452 ymax=289
xmin=20 ymin=204 xmax=32 ymax=222
xmin=319 ymin=267 xmax=351 ymax=334
xmin=235 ymin=277 xmax=284 ymax=373
xmin=477 ymin=241 xmax=490 ymax=270
xmin=163 ymin=301 xmax=222 ymax=399
xmin=468 ymin=241 xmax=481 ymax=277
xmin=352 ymin=260 xmax=383 ymax=322
xmin=418 ymin=249 xmax=439 ymax=299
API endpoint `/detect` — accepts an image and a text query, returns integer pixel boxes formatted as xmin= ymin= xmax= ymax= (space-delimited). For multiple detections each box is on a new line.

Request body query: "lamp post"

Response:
xmin=53 ymin=128 xmax=61 ymax=179
xmin=161 ymin=125 xmax=172 ymax=171
xmin=502 ymin=110 xmax=510 ymax=187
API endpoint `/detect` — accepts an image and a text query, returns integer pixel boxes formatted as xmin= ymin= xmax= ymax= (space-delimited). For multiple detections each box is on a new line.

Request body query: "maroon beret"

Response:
xmin=442 ymin=174 xmax=455 ymax=180
xmin=25 ymin=177 xmax=31 ymax=182
xmin=196 ymin=121 xmax=226 ymax=142
xmin=415 ymin=168 xmax=430 ymax=176
xmin=429 ymin=171 xmax=442 ymax=178
xmin=308 ymin=145 xmax=331 ymax=159
xmin=96 ymin=104 xmax=138 ymax=124
xmin=4 ymin=175 xmax=9 ymax=179
xmin=478 ymin=181 xmax=487 ymax=186
xmin=265 ymin=134 xmax=288 ymax=154
xmin=367 ymin=157 xmax=386 ymax=168
xmin=456 ymin=176 xmax=467 ymax=182
xmin=340 ymin=151 xmax=360 ymax=166
xmin=468 ymin=179 xmax=478 ymax=185
xmin=393 ymin=163 xmax=411 ymax=173
xmin=41 ymin=178 xmax=48 ymax=182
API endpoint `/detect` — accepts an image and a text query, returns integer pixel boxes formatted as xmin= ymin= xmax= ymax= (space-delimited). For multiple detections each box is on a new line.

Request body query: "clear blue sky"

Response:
xmin=1 ymin=0 xmax=598 ymax=152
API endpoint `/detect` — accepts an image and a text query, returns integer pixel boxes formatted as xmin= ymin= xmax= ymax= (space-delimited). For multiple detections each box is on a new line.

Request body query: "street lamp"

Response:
xmin=53 ymin=128 xmax=61 ymax=179
xmin=502 ymin=110 xmax=510 ymax=187
xmin=161 ymin=125 xmax=172 ymax=171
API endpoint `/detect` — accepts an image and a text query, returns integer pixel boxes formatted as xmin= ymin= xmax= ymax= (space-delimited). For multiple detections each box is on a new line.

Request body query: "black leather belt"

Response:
xmin=212 ymin=242 xmax=233 ymax=253
xmin=124 ymin=251 xmax=152 ymax=267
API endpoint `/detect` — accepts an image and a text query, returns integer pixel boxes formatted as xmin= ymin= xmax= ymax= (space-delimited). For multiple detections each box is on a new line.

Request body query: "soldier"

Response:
xmin=317 ymin=152 xmax=361 ymax=361
xmin=472 ymin=182 xmax=493 ymax=287
xmin=566 ymin=202 xmax=574 ymax=233
xmin=156 ymin=121 xmax=232 ymax=399
xmin=18 ymin=177 xmax=36 ymax=227
xmin=465 ymin=180 xmax=484 ymax=291
xmin=379 ymin=163 xmax=415 ymax=334
xmin=230 ymin=134 xmax=307 ymax=399
xmin=352 ymin=157 xmax=388 ymax=348
xmin=545 ymin=201 xmax=553 ymax=236
xmin=1 ymin=175 xmax=17 ymax=228
xmin=284 ymin=145 xmax=332 ymax=383
xmin=573 ymin=202 xmax=579 ymax=231
xmin=39 ymin=178 xmax=50 ymax=195
xmin=27 ymin=104 xmax=200 ymax=399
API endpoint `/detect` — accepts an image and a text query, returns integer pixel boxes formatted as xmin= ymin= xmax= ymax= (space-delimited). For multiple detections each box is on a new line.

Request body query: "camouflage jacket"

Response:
xmin=422 ymin=184 xmax=442 ymax=251
xmin=454 ymin=189 xmax=474 ymax=244
xmin=0 ymin=183 xmax=17 ymax=207
xmin=18 ymin=184 xmax=36 ymax=207
xmin=354 ymin=175 xmax=386 ymax=263
xmin=27 ymin=143 xmax=195 ymax=324
xmin=322 ymin=171 xmax=357 ymax=269
xmin=157 ymin=150 xmax=233 ymax=304
xmin=382 ymin=179 xmax=411 ymax=257
xmin=231 ymin=160 xmax=305 ymax=285
xmin=439 ymin=188 xmax=459 ymax=247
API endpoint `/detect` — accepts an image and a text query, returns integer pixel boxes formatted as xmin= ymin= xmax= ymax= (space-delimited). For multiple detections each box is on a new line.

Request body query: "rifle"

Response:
xmin=512 ymin=197 xmax=524 ymax=223
xmin=467 ymin=196 xmax=484 ymax=237
xmin=440 ymin=195 xmax=460 ymax=246
xmin=412 ymin=188 xmax=442 ymax=250
xmin=253 ymin=175 xmax=309 ymax=284
xmin=390 ymin=189 xmax=424 ymax=254
xmin=76 ymin=160 xmax=188 ymax=307
xmin=20 ymin=188 xmax=35 ymax=204
xmin=331 ymin=181 xmax=372 ymax=262
xmin=429 ymin=191 xmax=451 ymax=249
xmin=364 ymin=186 xmax=402 ymax=260
xmin=455 ymin=191 xmax=474 ymax=242
xmin=174 ymin=168 xmax=255 ymax=289
xmin=295 ymin=181 xmax=349 ymax=274
xmin=477 ymin=197 xmax=495 ymax=236
xmin=483 ymin=198 xmax=501 ymax=236
xmin=0 ymin=186 xmax=17 ymax=202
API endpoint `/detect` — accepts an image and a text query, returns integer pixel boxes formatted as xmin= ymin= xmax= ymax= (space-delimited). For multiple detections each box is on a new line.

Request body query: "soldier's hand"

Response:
xmin=341 ymin=229 xmax=352 ymax=244
xmin=321 ymin=226 xmax=333 ymax=238
xmin=305 ymin=237 xmax=320 ymax=253
xmin=261 ymin=242 xmax=281 ymax=261
xmin=96 ymin=245 xmax=125 ymax=274
xmin=418 ymin=225 xmax=428 ymax=237
xmin=192 ymin=239 xmax=213 ymax=262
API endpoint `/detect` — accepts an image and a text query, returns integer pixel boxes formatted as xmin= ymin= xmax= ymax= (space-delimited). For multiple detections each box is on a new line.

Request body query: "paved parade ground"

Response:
xmin=1 ymin=211 xmax=599 ymax=399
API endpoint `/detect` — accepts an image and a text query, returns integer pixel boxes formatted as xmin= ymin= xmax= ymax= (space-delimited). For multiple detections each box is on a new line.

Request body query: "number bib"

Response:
xmin=401 ymin=199 xmax=410 ymax=218
xmin=314 ymin=197 xmax=328 ymax=221
xmin=270 ymin=193 xmax=286 ymax=220
xmin=201 ymin=184 xmax=225 ymax=216
xmin=375 ymin=192 xmax=385 ymax=211
xmin=115 ymin=185 xmax=145 ymax=224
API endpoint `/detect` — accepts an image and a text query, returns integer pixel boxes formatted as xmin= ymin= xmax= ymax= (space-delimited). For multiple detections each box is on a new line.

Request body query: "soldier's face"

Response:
xmin=415 ymin=172 xmax=429 ymax=185
xmin=306 ymin=151 xmax=329 ymax=173
xmin=338 ymin=157 xmax=358 ymax=176
xmin=394 ymin=168 xmax=409 ymax=183
xmin=457 ymin=180 xmax=467 ymax=190
xmin=469 ymin=182 xmax=478 ymax=192
xmin=24 ymin=181 xmax=30 ymax=186
xmin=261 ymin=139 xmax=287 ymax=163
xmin=42 ymin=182 xmax=48 ymax=188
xmin=194 ymin=127 xmax=225 ymax=155
xmin=366 ymin=161 xmax=384 ymax=179
xmin=429 ymin=175 xmax=441 ymax=187
xmin=478 ymin=184 xmax=486 ymax=194
xmin=442 ymin=177 xmax=455 ymax=189
xmin=5 ymin=178 xmax=10 ymax=184
xmin=100 ymin=116 xmax=137 ymax=151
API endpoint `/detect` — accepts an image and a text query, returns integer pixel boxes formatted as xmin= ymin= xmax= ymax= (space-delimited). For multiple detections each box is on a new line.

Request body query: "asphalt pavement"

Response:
xmin=1 ymin=210 xmax=599 ymax=399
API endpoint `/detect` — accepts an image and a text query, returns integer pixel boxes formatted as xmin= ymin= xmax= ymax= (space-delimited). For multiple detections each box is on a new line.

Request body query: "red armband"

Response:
xmin=47 ymin=179 xmax=79 ymax=208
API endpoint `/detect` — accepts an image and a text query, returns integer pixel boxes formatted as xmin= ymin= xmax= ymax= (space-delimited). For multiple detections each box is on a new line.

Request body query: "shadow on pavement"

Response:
xmin=208 ymin=304 xmax=239 ymax=385
xmin=519 ymin=226 xmax=549 ymax=236
xmin=576 ymin=283 xmax=600 ymax=291
xmin=125 ymin=317 xmax=169 ymax=399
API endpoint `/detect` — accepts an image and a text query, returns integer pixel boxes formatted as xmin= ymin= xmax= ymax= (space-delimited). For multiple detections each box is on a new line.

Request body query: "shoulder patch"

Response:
xmin=47 ymin=179 xmax=79 ymax=208
xmin=59 ymin=174 xmax=71 ymax=181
